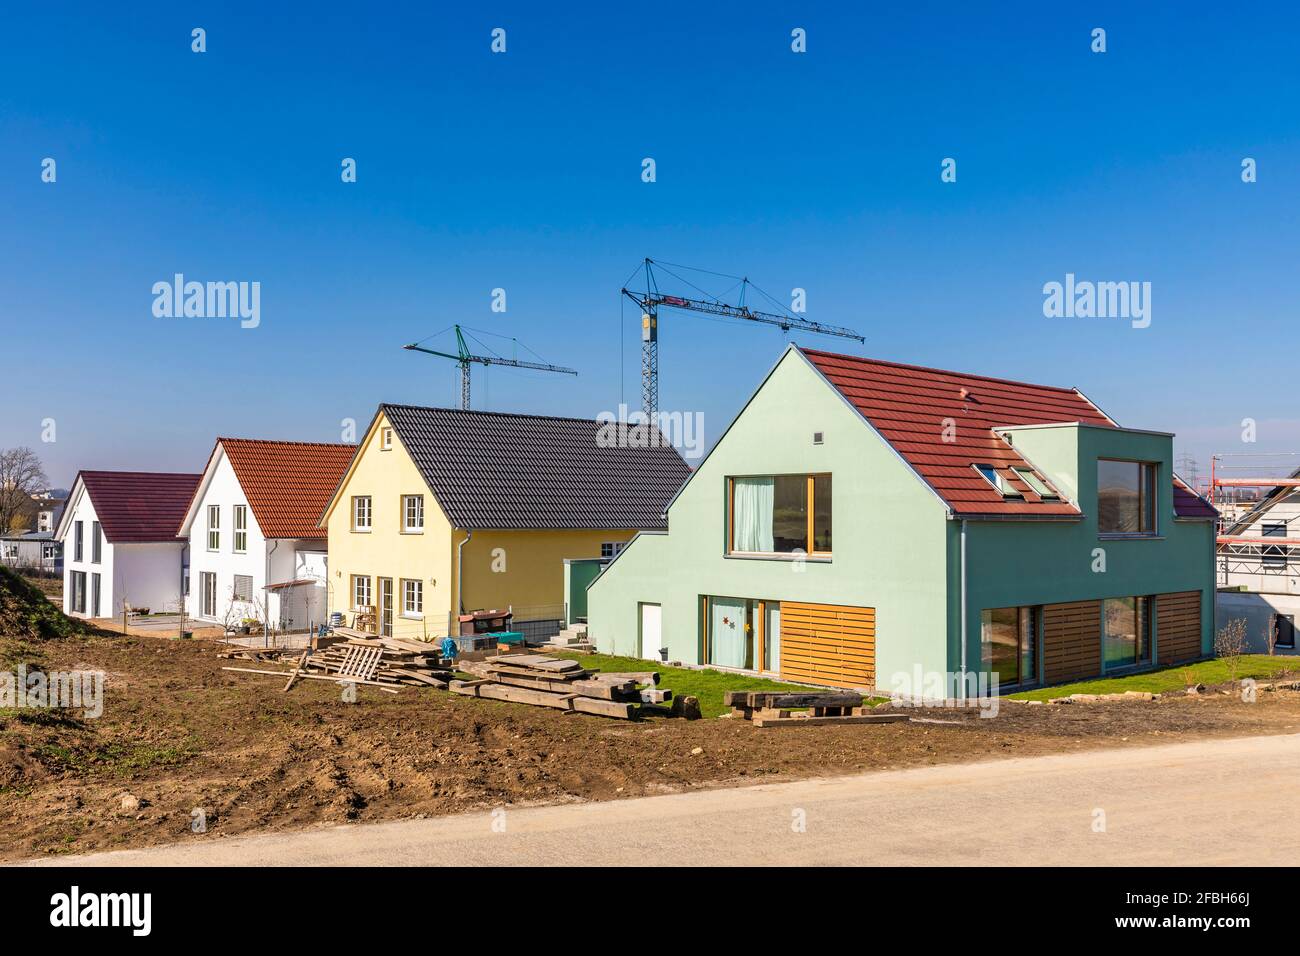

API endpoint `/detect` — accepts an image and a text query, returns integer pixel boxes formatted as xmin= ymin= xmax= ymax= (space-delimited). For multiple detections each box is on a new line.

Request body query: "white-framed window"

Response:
xmin=232 ymin=574 xmax=254 ymax=602
xmin=352 ymin=574 xmax=372 ymax=610
xmin=403 ymin=494 xmax=424 ymax=533
xmin=381 ymin=427 xmax=394 ymax=451
xmin=233 ymin=504 xmax=248 ymax=553
xmin=207 ymin=504 xmax=221 ymax=551
xmin=402 ymin=578 xmax=423 ymax=617
xmin=352 ymin=496 xmax=372 ymax=532
xmin=600 ymin=541 xmax=626 ymax=558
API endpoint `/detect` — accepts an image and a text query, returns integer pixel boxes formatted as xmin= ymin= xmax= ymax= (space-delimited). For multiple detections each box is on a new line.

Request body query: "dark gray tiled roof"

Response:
xmin=382 ymin=404 xmax=693 ymax=530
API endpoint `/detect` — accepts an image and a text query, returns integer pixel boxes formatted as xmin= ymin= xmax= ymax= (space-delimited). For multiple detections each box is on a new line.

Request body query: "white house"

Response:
xmin=1217 ymin=470 xmax=1300 ymax=654
xmin=55 ymin=471 xmax=201 ymax=619
xmin=178 ymin=438 xmax=355 ymax=633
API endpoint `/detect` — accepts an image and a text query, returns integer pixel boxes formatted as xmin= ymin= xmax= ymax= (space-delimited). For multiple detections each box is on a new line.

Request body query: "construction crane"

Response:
xmin=621 ymin=258 xmax=865 ymax=420
xmin=402 ymin=325 xmax=577 ymax=410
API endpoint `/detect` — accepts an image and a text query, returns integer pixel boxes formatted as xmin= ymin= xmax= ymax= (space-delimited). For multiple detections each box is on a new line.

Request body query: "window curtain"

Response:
xmin=733 ymin=478 xmax=774 ymax=552
xmin=709 ymin=597 xmax=748 ymax=668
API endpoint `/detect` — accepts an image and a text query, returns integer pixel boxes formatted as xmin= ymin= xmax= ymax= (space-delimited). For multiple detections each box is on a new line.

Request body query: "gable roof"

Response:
xmin=208 ymin=438 xmax=357 ymax=540
xmin=1220 ymin=466 xmax=1300 ymax=534
xmin=799 ymin=347 xmax=1215 ymax=520
xmin=378 ymin=404 xmax=693 ymax=530
xmin=64 ymin=471 xmax=202 ymax=543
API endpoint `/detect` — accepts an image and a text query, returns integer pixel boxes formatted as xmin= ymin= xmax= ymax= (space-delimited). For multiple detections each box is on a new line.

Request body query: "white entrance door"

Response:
xmin=639 ymin=603 xmax=663 ymax=660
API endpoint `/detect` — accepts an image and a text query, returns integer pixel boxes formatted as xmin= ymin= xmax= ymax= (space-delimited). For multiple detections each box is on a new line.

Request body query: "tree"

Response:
xmin=0 ymin=447 xmax=49 ymax=533
xmin=1214 ymin=617 xmax=1248 ymax=683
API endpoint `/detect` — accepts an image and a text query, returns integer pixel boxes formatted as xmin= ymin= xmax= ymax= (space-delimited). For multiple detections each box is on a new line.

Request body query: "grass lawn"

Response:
xmin=553 ymin=651 xmax=818 ymax=718
xmin=1008 ymin=654 xmax=1300 ymax=702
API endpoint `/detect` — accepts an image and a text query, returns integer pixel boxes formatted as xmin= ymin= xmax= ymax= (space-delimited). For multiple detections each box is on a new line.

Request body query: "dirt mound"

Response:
xmin=0 ymin=565 xmax=87 ymax=641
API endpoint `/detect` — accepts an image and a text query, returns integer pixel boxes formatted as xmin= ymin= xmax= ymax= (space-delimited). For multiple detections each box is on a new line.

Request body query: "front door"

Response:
xmin=379 ymin=578 xmax=394 ymax=637
xmin=639 ymin=603 xmax=662 ymax=660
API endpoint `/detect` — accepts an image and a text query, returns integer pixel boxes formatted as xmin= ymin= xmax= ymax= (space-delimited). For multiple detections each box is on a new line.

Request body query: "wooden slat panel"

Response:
xmin=1157 ymin=591 xmax=1202 ymax=665
xmin=779 ymin=601 xmax=875 ymax=689
xmin=1042 ymin=599 xmax=1102 ymax=684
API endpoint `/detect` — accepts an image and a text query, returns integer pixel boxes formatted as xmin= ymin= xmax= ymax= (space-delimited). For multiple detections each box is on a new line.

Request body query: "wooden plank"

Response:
xmin=282 ymin=651 xmax=309 ymax=692
xmin=751 ymin=713 xmax=908 ymax=728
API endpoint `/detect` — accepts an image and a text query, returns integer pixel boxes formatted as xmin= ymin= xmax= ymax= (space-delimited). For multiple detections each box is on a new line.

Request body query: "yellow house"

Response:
xmin=319 ymin=404 xmax=692 ymax=640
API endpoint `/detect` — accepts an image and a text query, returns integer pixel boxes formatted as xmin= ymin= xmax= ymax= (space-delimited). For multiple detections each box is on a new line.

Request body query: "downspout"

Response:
xmin=267 ymin=538 xmax=279 ymax=646
xmin=456 ymin=530 xmax=472 ymax=636
xmin=959 ymin=518 xmax=968 ymax=703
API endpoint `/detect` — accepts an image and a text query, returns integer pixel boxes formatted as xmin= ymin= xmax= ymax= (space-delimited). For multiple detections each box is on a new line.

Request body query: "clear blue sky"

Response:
xmin=3 ymin=1 xmax=1297 ymax=490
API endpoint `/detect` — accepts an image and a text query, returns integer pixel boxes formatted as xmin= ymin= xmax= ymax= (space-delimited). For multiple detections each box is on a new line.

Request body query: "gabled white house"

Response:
xmin=178 ymin=438 xmax=355 ymax=633
xmin=55 ymin=471 xmax=202 ymax=619
xmin=1217 ymin=470 xmax=1300 ymax=654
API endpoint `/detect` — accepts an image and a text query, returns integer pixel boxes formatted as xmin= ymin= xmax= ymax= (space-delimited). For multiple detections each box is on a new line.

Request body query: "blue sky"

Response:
xmin=3 ymin=1 xmax=1297 ymax=490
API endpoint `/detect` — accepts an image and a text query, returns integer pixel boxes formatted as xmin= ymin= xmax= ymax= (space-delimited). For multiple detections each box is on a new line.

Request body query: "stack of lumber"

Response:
xmin=453 ymin=653 xmax=693 ymax=720
xmin=221 ymin=628 xmax=451 ymax=693
xmin=300 ymin=634 xmax=452 ymax=689
xmin=725 ymin=690 xmax=908 ymax=729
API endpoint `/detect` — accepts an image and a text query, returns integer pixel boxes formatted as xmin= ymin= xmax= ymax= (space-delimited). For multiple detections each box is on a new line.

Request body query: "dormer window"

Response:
xmin=974 ymin=464 xmax=1022 ymax=499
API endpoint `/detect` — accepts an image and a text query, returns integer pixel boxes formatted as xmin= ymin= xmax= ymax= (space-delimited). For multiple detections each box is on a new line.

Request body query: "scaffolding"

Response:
xmin=1211 ymin=453 xmax=1300 ymax=576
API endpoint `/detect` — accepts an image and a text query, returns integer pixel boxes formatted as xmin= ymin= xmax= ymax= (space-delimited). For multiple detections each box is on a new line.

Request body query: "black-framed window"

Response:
xmin=1103 ymin=595 xmax=1154 ymax=670
xmin=981 ymin=606 xmax=1039 ymax=687
xmin=1098 ymin=460 xmax=1157 ymax=534
xmin=1274 ymin=614 xmax=1296 ymax=650
xmin=1262 ymin=522 xmax=1289 ymax=570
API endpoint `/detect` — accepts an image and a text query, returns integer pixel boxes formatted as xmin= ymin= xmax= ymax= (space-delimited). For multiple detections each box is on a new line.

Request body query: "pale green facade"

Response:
xmin=586 ymin=347 xmax=1216 ymax=691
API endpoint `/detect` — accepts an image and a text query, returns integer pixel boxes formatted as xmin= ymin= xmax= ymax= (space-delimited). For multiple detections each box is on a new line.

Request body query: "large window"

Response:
xmin=352 ymin=496 xmax=372 ymax=532
xmin=200 ymin=571 xmax=217 ymax=617
xmin=981 ymin=606 xmax=1038 ymax=688
xmin=1097 ymin=459 xmax=1157 ymax=534
xmin=91 ymin=521 xmax=102 ymax=563
xmin=70 ymin=570 xmax=86 ymax=613
xmin=403 ymin=495 xmax=424 ymax=533
xmin=73 ymin=521 xmax=83 ymax=562
xmin=1103 ymin=595 xmax=1153 ymax=670
xmin=729 ymin=474 xmax=831 ymax=556
xmin=233 ymin=505 xmax=248 ymax=554
xmin=207 ymin=505 xmax=220 ymax=551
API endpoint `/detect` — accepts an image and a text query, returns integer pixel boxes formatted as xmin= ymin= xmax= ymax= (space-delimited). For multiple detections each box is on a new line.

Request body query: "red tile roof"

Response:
xmin=800 ymin=348 xmax=1215 ymax=520
xmin=217 ymin=438 xmax=357 ymax=540
xmin=78 ymin=471 xmax=202 ymax=543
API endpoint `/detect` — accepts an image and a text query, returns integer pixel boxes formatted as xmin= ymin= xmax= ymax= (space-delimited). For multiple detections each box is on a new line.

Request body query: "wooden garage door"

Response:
xmin=1042 ymin=600 xmax=1102 ymax=684
xmin=779 ymin=602 xmax=875 ymax=689
xmin=1157 ymin=591 xmax=1203 ymax=665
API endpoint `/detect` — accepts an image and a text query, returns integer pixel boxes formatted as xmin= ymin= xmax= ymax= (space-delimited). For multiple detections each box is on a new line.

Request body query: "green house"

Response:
xmin=586 ymin=345 xmax=1217 ymax=697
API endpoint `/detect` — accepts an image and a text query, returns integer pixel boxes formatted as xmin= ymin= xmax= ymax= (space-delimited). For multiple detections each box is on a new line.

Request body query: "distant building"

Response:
xmin=1217 ymin=467 xmax=1300 ymax=654
xmin=0 ymin=531 xmax=61 ymax=572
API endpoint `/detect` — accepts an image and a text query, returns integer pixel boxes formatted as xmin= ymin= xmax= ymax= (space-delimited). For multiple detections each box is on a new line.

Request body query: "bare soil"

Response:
xmin=4 ymin=629 xmax=1300 ymax=862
